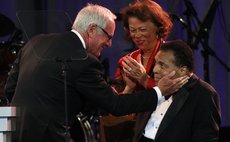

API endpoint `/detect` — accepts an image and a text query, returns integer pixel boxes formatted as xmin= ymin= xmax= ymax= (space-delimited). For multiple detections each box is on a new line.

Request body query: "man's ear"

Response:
xmin=179 ymin=66 xmax=188 ymax=75
xmin=87 ymin=24 xmax=97 ymax=37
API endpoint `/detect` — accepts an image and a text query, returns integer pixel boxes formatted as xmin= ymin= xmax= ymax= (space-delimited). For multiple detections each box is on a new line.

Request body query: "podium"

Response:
xmin=0 ymin=107 xmax=16 ymax=142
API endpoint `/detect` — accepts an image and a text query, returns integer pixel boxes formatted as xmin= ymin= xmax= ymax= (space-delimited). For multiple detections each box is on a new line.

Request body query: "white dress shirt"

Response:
xmin=144 ymin=95 xmax=173 ymax=140
xmin=71 ymin=29 xmax=86 ymax=49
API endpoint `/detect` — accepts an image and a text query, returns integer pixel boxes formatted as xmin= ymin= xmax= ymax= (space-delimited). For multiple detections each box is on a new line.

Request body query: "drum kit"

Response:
xmin=70 ymin=112 xmax=100 ymax=142
xmin=0 ymin=13 xmax=24 ymax=106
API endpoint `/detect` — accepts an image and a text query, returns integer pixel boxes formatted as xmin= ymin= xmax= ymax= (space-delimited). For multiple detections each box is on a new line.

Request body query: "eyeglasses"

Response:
xmin=97 ymin=25 xmax=113 ymax=40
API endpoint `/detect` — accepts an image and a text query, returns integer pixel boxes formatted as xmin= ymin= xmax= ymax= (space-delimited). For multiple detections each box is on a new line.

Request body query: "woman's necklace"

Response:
xmin=141 ymin=55 xmax=150 ymax=59
xmin=141 ymin=54 xmax=150 ymax=67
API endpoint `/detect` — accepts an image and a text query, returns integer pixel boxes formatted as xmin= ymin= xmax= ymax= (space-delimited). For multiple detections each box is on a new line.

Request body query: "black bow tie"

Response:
xmin=164 ymin=92 xmax=176 ymax=100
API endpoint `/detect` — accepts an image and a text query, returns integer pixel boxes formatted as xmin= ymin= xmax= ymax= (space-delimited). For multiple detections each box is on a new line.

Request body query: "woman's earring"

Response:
xmin=156 ymin=34 xmax=159 ymax=39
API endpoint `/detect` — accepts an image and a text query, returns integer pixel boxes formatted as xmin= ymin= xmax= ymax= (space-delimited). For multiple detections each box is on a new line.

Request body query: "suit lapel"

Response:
xmin=155 ymin=87 xmax=189 ymax=140
xmin=155 ymin=74 xmax=198 ymax=140
xmin=135 ymin=89 xmax=189 ymax=141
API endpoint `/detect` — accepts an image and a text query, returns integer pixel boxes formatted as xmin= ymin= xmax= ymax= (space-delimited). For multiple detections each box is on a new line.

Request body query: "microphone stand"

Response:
xmin=182 ymin=0 xmax=230 ymax=83
xmin=183 ymin=0 xmax=200 ymax=46
xmin=56 ymin=57 xmax=73 ymax=142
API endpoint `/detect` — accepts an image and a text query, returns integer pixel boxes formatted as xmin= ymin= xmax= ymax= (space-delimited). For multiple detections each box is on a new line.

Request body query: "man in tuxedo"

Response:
xmin=128 ymin=40 xmax=221 ymax=142
xmin=4 ymin=4 xmax=188 ymax=142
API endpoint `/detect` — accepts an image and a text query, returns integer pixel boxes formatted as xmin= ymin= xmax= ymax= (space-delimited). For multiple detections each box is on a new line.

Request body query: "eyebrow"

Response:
xmin=129 ymin=26 xmax=147 ymax=29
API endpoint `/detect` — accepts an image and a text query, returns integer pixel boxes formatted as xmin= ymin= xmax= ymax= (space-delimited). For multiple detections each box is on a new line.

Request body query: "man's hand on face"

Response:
xmin=157 ymin=71 xmax=189 ymax=96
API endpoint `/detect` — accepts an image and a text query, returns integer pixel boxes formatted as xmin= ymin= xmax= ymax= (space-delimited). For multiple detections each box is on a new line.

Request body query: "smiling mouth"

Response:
xmin=135 ymin=40 xmax=144 ymax=45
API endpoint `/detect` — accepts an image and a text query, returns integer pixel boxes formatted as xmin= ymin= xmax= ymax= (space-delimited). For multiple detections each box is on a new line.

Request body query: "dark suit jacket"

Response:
xmin=132 ymin=74 xmax=221 ymax=142
xmin=4 ymin=32 xmax=159 ymax=142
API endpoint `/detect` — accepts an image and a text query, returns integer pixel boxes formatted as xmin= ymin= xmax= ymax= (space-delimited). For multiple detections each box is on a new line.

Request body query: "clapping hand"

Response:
xmin=122 ymin=56 xmax=148 ymax=84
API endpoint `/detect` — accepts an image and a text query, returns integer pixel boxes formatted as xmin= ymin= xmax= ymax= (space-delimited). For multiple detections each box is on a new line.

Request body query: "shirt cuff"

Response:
xmin=153 ymin=86 xmax=165 ymax=104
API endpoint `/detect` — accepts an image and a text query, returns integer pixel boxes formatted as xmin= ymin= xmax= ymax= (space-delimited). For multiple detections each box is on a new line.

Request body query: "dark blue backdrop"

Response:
xmin=1 ymin=0 xmax=229 ymax=127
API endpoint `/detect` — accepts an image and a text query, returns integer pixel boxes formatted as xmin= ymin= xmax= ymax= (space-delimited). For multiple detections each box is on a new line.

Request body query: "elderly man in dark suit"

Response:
xmin=4 ymin=4 xmax=188 ymax=142
xmin=123 ymin=40 xmax=221 ymax=142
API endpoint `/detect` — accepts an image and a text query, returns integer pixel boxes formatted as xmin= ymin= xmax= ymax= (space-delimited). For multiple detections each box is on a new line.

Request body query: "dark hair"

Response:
xmin=159 ymin=40 xmax=194 ymax=72
xmin=121 ymin=0 xmax=173 ymax=40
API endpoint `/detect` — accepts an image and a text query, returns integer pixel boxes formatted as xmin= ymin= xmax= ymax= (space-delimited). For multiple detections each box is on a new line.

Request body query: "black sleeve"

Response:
xmin=75 ymin=56 xmax=158 ymax=116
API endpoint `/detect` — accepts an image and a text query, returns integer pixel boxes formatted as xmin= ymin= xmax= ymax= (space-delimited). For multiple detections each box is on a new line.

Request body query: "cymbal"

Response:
xmin=0 ymin=13 xmax=15 ymax=36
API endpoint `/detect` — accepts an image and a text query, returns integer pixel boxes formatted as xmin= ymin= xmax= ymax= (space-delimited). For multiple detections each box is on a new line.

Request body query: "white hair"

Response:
xmin=72 ymin=3 xmax=116 ymax=32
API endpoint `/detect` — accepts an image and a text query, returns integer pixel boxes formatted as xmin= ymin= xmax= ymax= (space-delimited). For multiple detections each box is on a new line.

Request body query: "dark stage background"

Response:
xmin=1 ymin=0 xmax=230 ymax=139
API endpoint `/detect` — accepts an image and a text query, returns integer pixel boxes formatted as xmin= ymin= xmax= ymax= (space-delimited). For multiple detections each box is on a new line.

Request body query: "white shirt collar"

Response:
xmin=71 ymin=29 xmax=86 ymax=49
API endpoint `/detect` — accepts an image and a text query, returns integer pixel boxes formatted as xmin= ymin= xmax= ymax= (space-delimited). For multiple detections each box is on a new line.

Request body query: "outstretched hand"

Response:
xmin=158 ymin=71 xmax=189 ymax=96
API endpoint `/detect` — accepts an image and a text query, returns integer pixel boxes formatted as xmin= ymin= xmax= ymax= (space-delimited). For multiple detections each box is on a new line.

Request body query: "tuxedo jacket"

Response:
xmin=4 ymin=32 xmax=159 ymax=142
xmin=132 ymin=74 xmax=221 ymax=142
